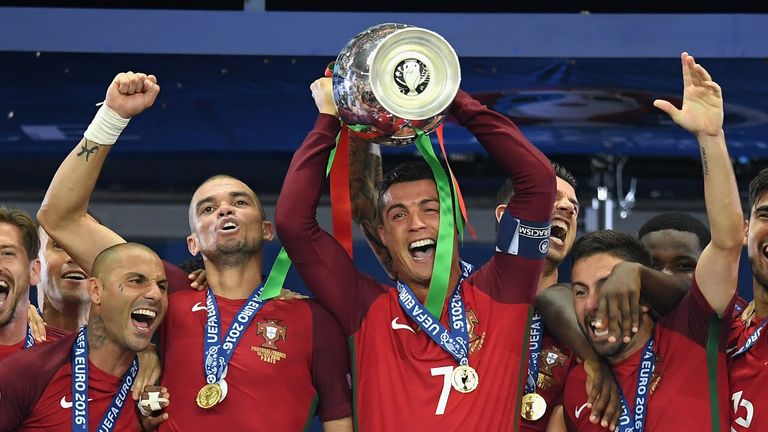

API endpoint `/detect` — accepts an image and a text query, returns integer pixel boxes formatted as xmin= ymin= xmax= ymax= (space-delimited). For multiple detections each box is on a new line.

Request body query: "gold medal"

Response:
xmin=196 ymin=383 xmax=222 ymax=409
xmin=521 ymin=392 xmax=547 ymax=421
xmin=450 ymin=365 xmax=479 ymax=393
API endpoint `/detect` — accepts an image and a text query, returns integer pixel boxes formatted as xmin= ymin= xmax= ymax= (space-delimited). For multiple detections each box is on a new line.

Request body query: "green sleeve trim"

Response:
xmin=706 ymin=315 xmax=723 ymax=432
xmin=302 ymin=394 xmax=319 ymax=432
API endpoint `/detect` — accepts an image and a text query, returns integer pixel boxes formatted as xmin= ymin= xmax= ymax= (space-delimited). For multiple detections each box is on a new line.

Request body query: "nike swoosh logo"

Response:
xmin=726 ymin=346 xmax=738 ymax=354
xmin=191 ymin=302 xmax=207 ymax=313
xmin=575 ymin=402 xmax=589 ymax=419
xmin=60 ymin=396 xmax=93 ymax=409
xmin=391 ymin=317 xmax=415 ymax=333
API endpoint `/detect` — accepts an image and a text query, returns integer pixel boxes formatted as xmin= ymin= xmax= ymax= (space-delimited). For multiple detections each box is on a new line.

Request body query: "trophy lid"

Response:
xmin=369 ymin=27 xmax=461 ymax=121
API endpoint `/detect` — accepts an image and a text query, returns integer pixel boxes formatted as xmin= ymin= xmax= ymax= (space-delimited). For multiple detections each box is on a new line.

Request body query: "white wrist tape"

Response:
xmin=138 ymin=391 xmax=169 ymax=416
xmin=83 ymin=104 xmax=130 ymax=146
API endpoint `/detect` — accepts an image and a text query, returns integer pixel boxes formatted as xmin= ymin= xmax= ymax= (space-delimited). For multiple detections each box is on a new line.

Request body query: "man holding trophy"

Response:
xmin=276 ymin=24 xmax=557 ymax=429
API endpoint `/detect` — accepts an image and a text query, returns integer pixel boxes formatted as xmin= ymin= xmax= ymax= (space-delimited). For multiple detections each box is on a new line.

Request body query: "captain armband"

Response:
xmin=495 ymin=212 xmax=551 ymax=259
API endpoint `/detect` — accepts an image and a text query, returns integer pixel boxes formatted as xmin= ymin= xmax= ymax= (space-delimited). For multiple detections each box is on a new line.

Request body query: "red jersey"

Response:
xmin=563 ymin=278 xmax=733 ymax=432
xmin=159 ymin=290 xmax=351 ymax=431
xmin=45 ymin=324 xmax=72 ymax=342
xmin=0 ymin=333 xmax=140 ymax=431
xmin=0 ymin=338 xmax=25 ymax=362
xmin=521 ymin=330 xmax=574 ymax=431
xmin=0 ymin=324 xmax=73 ymax=363
xmin=727 ymin=301 xmax=768 ymax=431
xmin=276 ymin=91 xmax=556 ymax=430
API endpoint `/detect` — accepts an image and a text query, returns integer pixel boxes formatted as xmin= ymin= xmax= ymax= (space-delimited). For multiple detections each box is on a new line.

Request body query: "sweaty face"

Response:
xmin=187 ymin=178 xmax=273 ymax=264
xmin=548 ymin=177 xmax=579 ymax=265
xmin=97 ymin=248 xmax=168 ymax=353
xmin=38 ymin=229 xmax=90 ymax=307
xmin=640 ymin=229 xmax=701 ymax=281
xmin=572 ymin=253 xmax=630 ymax=357
xmin=748 ymin=193 xmax=768 ymax=290
xmin=379 ymin=179 xmax=455 ymax=288
xmin=0 ymin=223 xmax=39 ymax=327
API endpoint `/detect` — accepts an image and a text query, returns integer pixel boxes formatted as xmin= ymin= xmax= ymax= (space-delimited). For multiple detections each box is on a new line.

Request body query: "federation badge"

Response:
xmin=540 ymin=346 xmax=567 ymax=375
xmin=466 ymin=309 xmax=486 ymax=354
xmin=450 ymin=365 xmax=479 ymax=393
xmin=196 ymin=383 xmax=222 ymax=409
xmin=253 ymin=319 xmax=288 ymax=364
xmin=521 ymin=392 xmax=547 ymax=421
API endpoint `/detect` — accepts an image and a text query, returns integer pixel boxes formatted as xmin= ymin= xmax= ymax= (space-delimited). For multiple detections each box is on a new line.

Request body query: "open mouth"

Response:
xmin=62 ymin=271 xmax=87 ymax=281
xmin=762 ymin=244 xmax=768 ymax=259
xmin=550 ymin=220 xmax=568 ymax=245
xmin=218 ymin=220 xmax=240 ymax=234
xmin=131 ymin=308 xmax=157 ymax=333
xmin=409 ymin=239 xmax=436 ymax=261
xmin=0 ymin=280 xmax=8 ymax=305
xmin=588 ymin=319 xmax=610 ymax=340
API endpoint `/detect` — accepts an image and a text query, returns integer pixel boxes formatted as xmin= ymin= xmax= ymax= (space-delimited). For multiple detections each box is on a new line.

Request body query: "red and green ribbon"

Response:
xmin=263 ymin=124 xmax=359 ymax=299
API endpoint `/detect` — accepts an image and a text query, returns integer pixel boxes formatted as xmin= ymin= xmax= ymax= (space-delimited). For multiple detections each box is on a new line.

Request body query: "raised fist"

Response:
xmin=104 ymin=72 xmax=160 ymax=119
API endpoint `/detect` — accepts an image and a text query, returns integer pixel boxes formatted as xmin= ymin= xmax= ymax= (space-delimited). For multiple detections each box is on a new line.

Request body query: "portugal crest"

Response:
xmin=253 ymin=319 xmax=287 ymax=364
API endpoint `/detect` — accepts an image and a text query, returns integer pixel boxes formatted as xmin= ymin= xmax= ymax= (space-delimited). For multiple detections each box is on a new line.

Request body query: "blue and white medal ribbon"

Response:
xmin=70 ymin=326 xmax=139 ymax=432
xmin=521 ymin=311 xmax=547 ymax=421
xmin=397 ymin=261 xmax=479 ymax=392
xmin=198 ymin=285 xmax=267 ymax=408
xmin=24 ymin=324 xmax=35 ymax=348
xmin=615 ymin=337 xmax=655 ymax=432
xmin=730 ymin=316 xmax=768 ymax=358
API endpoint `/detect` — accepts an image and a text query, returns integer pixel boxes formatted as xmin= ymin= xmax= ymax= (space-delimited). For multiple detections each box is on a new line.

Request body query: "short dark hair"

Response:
xmin=378 ymin=160 xmax=438 ymax=216
xmin=572 ymin=230 xmax=651 ymax=268
xmin=189 ymin=174 xmax=265 ymax=230
xmin=495 ymin=161 xmax=577 ymax=206
xmin=637 ymin=212 xmax=710 ymax=250
xmin=0 ymin=207 xmax=39 ymax=260
xmin=749 ymin=168 xmax=768 ymax=212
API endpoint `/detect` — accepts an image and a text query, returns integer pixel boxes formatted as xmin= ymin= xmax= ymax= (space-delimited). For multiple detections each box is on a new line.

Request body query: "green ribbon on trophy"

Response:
xmin=263 ymin=125 xmax=366 ymax=299
xmin=413 ymin=130 xmax=465 ymax=319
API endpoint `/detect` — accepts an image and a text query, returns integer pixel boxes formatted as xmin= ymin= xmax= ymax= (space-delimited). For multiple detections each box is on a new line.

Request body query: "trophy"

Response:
xmin=332 ymin=23 xmax=461 ymax=146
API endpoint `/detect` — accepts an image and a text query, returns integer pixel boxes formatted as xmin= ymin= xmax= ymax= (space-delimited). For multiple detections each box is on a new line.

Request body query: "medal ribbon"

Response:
xmin=730 ymin=316 xmax=768 ymax=358
xmin=203 ymin=285 xmax=267 ymax=384
xmin=524 ymin=311 xmax=543 ymax=395
xmin=70 ymin=326 xmax=138 ymax=432
xmin=263 ymin=123 xmax=371 ymax=298
xmin=413 ymin=130 xmax=459 ymax=319
xmin=24 ymin=324 xmax=34 ymax=348
xmin=435 ymin=124 xmax=475 ymax=240
xmin=396 ymin=261 xmax=474 ymax=365
xmin=615 ymin=337 xmax=655 ymax=432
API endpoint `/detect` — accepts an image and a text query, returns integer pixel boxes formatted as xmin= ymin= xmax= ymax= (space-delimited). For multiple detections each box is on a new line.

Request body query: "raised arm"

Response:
xmin=275 ymin=78 xmax=382 ymax=335
xmin=37 ymin=72 xmax=159 ymax=273
xmin=452 ymin=90 xmax=556 ymax=303
xmin=654 ymin=52 xmax=741 ymax=317
xmin=348 ymin=136 xmax=395 ymax=279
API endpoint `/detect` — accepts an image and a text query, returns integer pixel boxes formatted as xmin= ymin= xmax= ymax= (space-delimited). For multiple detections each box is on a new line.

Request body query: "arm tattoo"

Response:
xmin=700 ymin=147 xmax=709 ymax=176
xmin=87 ymin=314 xmax=108 ymax=349
xmin=77 ymin=139 xmax=100 ymax=162
xmin=348 ymin=135 xmax=395 ymax=278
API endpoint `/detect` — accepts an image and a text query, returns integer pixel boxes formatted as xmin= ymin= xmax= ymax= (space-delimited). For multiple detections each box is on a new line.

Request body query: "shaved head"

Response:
xmin=92 ymin=243 xmax=159 ymax=280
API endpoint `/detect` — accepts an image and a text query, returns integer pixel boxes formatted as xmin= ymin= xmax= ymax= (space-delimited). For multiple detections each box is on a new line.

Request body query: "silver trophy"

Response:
xmin=332 ymin=23 xmax=461 ymax=146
